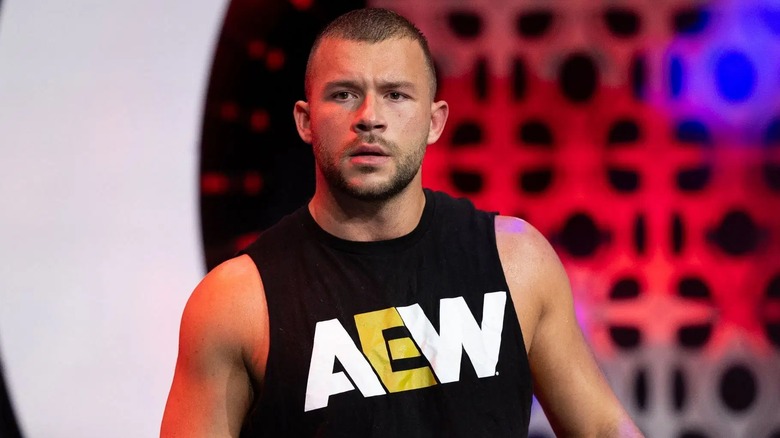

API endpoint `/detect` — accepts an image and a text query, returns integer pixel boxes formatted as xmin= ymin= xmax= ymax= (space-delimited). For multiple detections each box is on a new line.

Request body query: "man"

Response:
xmin=162 ymin=8 xmax=643 ymax=437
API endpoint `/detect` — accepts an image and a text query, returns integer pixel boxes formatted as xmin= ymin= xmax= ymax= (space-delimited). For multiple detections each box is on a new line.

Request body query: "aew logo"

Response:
xmin=304 ymin=291 xmax=507 ymax=411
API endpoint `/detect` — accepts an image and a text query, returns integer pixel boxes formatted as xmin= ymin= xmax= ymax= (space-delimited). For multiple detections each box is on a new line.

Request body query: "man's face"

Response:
xmin=294 ymin=37 xmax=447 ymax=201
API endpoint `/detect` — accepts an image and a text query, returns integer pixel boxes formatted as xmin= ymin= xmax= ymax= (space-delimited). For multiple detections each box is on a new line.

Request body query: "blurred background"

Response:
xmin=1 ymin=0 xmax=779 ymax=436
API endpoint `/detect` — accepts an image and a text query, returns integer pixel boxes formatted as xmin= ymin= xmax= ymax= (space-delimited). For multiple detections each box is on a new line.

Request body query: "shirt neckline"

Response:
xmin=300 ymin=189 xmax=436 ymax=255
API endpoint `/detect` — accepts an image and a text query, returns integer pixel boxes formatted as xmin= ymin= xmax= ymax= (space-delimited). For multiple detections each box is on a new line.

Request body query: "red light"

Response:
xmin=247 ymin=40 xmax=267 ymax=59
xmin=266 ymin=50 xmax=285 ymax=71
xmin=243 ymin=172 xmax=263 ymax=195
xmin=201 ymin=172 xmax=230 ymax=195
xmin=220 ymin=102 xmax=239 ymax=121
xmin=250 ymin=110 xmax=270 ymax=132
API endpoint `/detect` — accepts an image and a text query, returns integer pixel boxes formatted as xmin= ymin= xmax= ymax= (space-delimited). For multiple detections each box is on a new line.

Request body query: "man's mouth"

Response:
xmin=348 ymin=144 xmax=391 ymax=166
xmin=350 ymin=145 xmax=389 ymax=157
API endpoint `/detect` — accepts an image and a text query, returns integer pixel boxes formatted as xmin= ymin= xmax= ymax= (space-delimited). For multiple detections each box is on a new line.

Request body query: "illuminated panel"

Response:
xmin=375 ymin=0 xmax=780 ymax=436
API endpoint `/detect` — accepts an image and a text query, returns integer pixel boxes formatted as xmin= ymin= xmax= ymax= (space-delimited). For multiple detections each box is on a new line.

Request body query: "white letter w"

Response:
xmin=396 ymin=291 xmax=506 ymax=384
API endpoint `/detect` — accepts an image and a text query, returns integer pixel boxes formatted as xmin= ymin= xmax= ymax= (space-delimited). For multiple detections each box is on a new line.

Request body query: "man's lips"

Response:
xmin=349 ymin=144 xmax=389 ymax=157
xmin=347 ymin=144 xmax=391 ymax=166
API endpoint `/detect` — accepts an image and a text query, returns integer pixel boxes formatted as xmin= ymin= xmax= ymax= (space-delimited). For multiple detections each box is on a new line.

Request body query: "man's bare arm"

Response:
xmin=161 ymin=255 xmax=268 ymax=437
xmin=496 ymin=216 xmax=643 ymax=437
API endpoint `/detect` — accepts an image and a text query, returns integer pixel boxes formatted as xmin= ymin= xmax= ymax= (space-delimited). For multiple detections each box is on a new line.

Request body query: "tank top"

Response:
xmin=239 ymin=189 xmax=532 ymax=437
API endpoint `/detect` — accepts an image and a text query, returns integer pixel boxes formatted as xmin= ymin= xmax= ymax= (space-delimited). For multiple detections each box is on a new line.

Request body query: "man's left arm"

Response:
xmin=496 ymin=216 xmax=643 ymax=437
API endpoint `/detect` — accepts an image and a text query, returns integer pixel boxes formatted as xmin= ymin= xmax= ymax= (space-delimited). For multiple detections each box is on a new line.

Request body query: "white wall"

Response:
xmin=0 ymin=1 xmax=227 ymax=436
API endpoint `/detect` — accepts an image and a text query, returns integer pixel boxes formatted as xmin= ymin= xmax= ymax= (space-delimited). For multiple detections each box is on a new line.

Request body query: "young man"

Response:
xmin=162 ymin=8 xmax=643 ymax=437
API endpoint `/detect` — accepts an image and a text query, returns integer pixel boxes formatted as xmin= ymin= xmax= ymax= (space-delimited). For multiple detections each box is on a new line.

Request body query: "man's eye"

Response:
xmin=333 ymin=92 xmax=353 ymax=100
xmin=387 ymin=92 xmax=405 ymax=100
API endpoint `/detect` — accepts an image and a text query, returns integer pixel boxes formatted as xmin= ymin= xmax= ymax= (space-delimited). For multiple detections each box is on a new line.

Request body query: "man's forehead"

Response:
xmin=309 ymin=37 xmax=430 ymax=87
xmin=313 ymin=36 xmax=424 ymax=61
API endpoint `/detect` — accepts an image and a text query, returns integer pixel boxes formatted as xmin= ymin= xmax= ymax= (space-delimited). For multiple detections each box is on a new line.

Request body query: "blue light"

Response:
xmin=714 ymin=50 xmax=756 ymax=103
xmin=676 ymin=120 xmax=712 ymax=145
xmin=653 ymin=0 xmax=780 ymax=131
xmin=670 ymin=56 xmax=684 ymax=98
xmin=765 ymin=118 xmax=780 ymax=146
xmin=759 ymin=7 xmax=780 ymax=35
xmin=675 ymin=8 xmax=711 ymax=35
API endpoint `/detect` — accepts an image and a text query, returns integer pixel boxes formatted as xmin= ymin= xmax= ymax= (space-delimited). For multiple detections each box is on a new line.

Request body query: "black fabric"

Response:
xmin=240 ymin=189 xmax=532 ymax=437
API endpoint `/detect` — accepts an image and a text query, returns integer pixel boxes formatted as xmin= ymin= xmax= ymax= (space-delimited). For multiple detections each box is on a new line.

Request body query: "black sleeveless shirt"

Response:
xmin=239 ymin=189 xmax=532 ymax=437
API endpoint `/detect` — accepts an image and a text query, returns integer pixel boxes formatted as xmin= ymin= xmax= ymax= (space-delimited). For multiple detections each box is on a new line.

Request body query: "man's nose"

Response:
xmin=353 ymin=94 xmax=386 ymax=134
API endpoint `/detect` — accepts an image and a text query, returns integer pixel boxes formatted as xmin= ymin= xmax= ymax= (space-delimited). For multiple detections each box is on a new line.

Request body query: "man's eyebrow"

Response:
xmin=323 ymin=80 xmax=362 ymax=91
xmin=322 ymin=79 xmax=417 ymax=90
xmin=377 ymin=80 xmax=416 ymax=90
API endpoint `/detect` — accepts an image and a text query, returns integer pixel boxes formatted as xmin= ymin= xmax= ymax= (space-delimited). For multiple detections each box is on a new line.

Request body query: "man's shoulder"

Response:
xmin=494 ymin=215 xmax=549 ymax=250
xmin=494 ymin=215 xmax=567 ymax=291
xmin=186 ymin=255 xmax=264 ymax=327
xmin=204 ymin=254 xmax=262 ymax=288
xmin=180 ymin=254 xmax=266 ymax=357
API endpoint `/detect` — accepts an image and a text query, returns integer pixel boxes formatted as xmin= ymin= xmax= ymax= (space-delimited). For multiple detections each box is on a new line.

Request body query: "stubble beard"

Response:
xmin=314 ymin=134 xmax=426 ymax=202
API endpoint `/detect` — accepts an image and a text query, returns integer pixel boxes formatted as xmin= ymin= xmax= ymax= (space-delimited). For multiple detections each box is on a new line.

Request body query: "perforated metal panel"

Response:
xmin=373 ymin=0 xmax=780 ymax=435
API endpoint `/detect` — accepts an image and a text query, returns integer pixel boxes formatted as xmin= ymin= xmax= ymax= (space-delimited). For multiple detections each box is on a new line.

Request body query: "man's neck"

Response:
xmin=308 ymin=184 xmax=426 ymax=242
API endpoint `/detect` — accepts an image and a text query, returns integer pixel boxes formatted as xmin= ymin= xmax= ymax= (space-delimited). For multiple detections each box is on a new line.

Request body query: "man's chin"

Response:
xmin=337 ymin=178 xmax=411 ymax=202
xmin=342 ymin=185 xmax=402 ymax=202
xmin=320 ymin=162 xmax=421 ymax=202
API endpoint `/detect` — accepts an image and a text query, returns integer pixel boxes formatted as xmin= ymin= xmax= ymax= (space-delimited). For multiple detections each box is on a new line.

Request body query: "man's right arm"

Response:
xmin=161 ymin=255 xmax=268 ymax=437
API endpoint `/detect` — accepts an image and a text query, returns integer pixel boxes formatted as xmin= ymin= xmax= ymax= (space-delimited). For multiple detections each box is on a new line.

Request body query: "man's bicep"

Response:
xmin=527 ymin=251 xmax=640 ymax=436
xmin=161 ymin=263 xmax=256 ymax=437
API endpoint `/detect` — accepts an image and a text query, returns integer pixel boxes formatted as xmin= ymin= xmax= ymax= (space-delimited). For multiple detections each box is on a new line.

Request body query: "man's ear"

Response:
xmin=427 ymin=100 xmax=449 ymax=145
xmin=293 ymin=100 xmax=312 ymax=144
